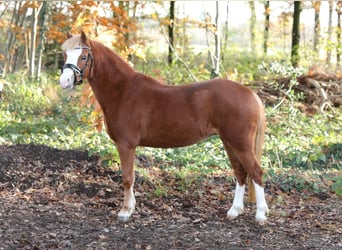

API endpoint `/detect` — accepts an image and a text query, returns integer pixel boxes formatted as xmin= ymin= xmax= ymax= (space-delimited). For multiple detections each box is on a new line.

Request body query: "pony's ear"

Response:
xmin=81 ymin=31 xmax=88 ymax=43
xmin=67 ymin=31 xmax=73 ymax=38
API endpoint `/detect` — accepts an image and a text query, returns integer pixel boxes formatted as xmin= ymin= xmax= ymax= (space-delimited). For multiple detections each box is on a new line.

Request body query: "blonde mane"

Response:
xmin=61 ymin=35 xmax=82 ymax=51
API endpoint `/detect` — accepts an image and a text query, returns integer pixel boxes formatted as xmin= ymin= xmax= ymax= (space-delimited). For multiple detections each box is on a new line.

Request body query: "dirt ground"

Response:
xmin=0 ymin=144 xmax=341 ymax=249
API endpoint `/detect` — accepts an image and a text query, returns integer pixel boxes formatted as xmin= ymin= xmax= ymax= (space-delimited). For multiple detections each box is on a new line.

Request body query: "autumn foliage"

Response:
xmin=46 ymin=1 xmax=137 ymax=49
xmin=0 ymin=1 xmax=139 ymax=77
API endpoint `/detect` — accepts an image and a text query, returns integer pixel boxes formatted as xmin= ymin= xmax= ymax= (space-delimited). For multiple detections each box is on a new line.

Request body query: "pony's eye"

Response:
xmin=81 ymin=55 xmax=87 ymax=61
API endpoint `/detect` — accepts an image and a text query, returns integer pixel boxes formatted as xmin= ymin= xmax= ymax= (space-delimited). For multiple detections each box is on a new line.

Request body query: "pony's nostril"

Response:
xmin=67 ymin=78 xmax=72 ymax=88
xmin=60 ymin=74 xmax=73 ymax=89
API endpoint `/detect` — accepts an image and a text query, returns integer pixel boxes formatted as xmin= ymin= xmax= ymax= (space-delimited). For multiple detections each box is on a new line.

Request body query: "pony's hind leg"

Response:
xmin=232 ymin=149 xmax=269 ymax=224
xmin=253 ymin=179 xmax=268 ymax=224
xmin=223 ymin=137 xmax=268 ymax=224
xmin=227 ymin=182 xmax=245 ymax=220
xmin=116 ymin=143 xmax=136 ymax=222
xmin=224 ymin=143 xmax=247 ymax=220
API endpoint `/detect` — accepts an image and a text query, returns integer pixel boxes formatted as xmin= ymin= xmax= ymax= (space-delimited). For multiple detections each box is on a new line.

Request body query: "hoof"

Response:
xmin=255 ymin=206 xmax=269 ymax=225
xmin=118 ymin=207 xmax=134 ymax=222
xmin=256 ymin=217 xmax=267 ymax=225
xmin=227 ymin=214 xmax=238 ymax=221
xmin=227 ymin=206 xmax=244 ymax=220
xmin=118 ymin=213 xmax=130 ymax=222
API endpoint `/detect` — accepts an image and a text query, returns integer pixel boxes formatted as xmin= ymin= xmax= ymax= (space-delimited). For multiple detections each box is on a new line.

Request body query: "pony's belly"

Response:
xmin=139 ymin=137 xmax=204 ymax=148
xmin=138 ymin=126 xmax=217 ymax=148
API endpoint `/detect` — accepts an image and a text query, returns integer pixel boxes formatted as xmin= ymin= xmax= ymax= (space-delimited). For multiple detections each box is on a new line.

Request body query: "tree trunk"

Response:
xmin=29 ymin=2 xmax=42 ymax=79
xmin=291 ymin=1 xmax=301 ymax=67
xmin=36 ymin=2 xmax=48 ymax=79
xmin=249 ymin=1 xmax=256 ymax=52
xmin=181 ymin=3 xmax=186 ymax=55
xmin=263 ymin=1 xmax=270 ymax=54
xmin=129 ymin=1 xmax=139 ymax=64
xmin=168 ymin=1 xmax=175 ymax=65
xmin=337 ymin=1 xmax=342 ymax=65
xmin=8 ymin=3 xmax=27 ymax=74
xmin=221 ymin=1 xmax=229 ymax=62
xmin=207 ymin=1 xmax=221 ymax=78
xmin=313 ymin=1 xmax=321 ymax=53
xmin=210 ymin=1 xmax=220 ymax=78
xmin=117 ymin=1 xmax=130 ymax=48
xmin=204 ymin=1 xmax=221 ymax=78
xmin=2 ymin=2 xmax=20 ymax=76
xmin=326 ymin=0 xmax=333 ymax=64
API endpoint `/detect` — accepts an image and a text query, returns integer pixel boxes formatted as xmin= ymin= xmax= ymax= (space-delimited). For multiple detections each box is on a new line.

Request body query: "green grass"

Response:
xmin=0 ymin=71 xmax=119 ymax=163
xmin=265 ymin=105 xmax=342 ymax=170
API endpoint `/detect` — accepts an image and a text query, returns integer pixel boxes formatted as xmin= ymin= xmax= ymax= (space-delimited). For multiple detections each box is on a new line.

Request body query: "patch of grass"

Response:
xmin=0 ymin=72 xmax=119 ymax=164
xmin=331 ymin=173 xmax=342 ymax=196
xmin=265 ymin=105 xmax=342 ymax=171
xmin=153 ymin=186 xmax=169 ymax=198
xmin=265 ymin=168 xmax=337 ymax=195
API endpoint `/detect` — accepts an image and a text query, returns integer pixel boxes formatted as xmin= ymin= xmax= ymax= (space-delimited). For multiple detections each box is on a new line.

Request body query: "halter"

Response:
xmin=62 ymin=46 xmax=93 ymax=85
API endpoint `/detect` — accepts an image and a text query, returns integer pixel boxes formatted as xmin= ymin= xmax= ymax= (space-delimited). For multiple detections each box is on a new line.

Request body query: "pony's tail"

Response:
xmin=248 ymin=93 xmax=266 ymax=203
xmin=248 ymin=178 xmax=256 ymax=203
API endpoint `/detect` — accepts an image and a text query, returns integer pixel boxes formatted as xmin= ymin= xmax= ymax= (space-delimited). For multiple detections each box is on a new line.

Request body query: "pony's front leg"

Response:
xmin=117 ymin=143 xmax=136 ymax=222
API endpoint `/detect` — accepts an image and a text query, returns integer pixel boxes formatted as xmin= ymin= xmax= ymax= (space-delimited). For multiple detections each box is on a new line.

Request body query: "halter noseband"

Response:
xmin=62 ymin=46 xmax=93 ymax=85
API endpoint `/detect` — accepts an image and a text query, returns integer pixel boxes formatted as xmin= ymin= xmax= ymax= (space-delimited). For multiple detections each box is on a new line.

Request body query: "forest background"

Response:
xmin=0 ymin=0 xmax=341 ymax=199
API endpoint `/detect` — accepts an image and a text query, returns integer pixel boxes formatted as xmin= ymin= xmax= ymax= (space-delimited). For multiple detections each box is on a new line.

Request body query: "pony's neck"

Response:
xmin=87 ymin=40 xmax=136 ymax=109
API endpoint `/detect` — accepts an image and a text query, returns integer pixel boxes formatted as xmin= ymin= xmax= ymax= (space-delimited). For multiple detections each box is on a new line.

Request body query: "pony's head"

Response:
xmin=59 ymin=31 xmax=93 ymax=89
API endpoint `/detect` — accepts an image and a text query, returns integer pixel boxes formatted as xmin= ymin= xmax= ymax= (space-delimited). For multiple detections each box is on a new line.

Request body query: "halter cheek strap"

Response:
xmin=62 ymin=46 xmax=93 ymax=85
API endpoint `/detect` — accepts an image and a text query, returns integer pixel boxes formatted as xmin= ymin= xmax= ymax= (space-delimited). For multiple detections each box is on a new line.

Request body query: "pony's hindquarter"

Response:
xmin=224 ymin=88 xmax=268 ymax=224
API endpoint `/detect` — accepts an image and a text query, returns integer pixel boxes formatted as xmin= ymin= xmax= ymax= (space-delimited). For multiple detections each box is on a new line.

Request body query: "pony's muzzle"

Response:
xmin=59 ymin=68 xmax=75 ymax=89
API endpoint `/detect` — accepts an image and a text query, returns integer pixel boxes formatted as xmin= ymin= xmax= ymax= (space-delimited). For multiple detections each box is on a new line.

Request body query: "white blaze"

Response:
xmin=59 ymin=49 xmax=82 ymax=89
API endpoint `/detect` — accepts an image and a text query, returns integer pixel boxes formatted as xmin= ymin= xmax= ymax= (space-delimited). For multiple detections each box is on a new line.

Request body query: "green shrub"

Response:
xmin=4 ymin=77 xmax=50 ymax=115
xmin=332 ymin=173 xmax=342 ymax=196
xmin=265 ymin=105 xmax=342 ymax=170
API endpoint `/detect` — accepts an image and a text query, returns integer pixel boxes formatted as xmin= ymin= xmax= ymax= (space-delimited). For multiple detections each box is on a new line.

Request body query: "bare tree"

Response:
xmin=313 ymin=1 xmax=321 ymax=53
xmin=213 ymin=1 xmax=220 ymax=77
xmin=153 ymin=6 xmax=197 ymax=82
xmin=221 ymin=1 xmax=229 ymax=62
xmin=168 ymin=1 xmax=175 ymax=65
xmin=249 ymin=1 xmax=256 ymax=52
xmin=1 ymin=2 xmax=23 ymax=76
xmin=36 ymin=2 xmax=49 ymax=79
xmin=326 ymin=0 xmax=333 ymax=64
xmin=205 ymin=1 xmax=221 ymax=78
xmin=263 ymin=1 xmax=270 ymax=54
xmin=291 ymin=1 xmax=301 ymax=67
xmin=337 ymin=1 xmax=342 ymax=65
xmin=29 ymin=2 xmax=43 ymax=79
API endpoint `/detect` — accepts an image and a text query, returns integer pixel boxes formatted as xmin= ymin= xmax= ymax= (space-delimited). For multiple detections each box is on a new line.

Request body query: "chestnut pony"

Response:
xmin=60 ymin=32 xmax=269 ymax=224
